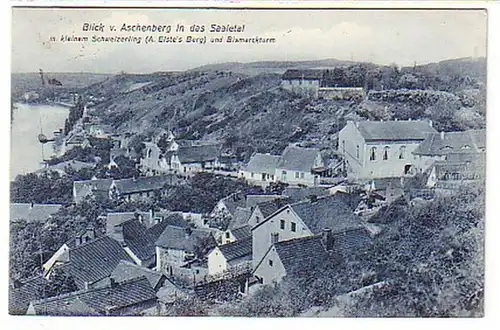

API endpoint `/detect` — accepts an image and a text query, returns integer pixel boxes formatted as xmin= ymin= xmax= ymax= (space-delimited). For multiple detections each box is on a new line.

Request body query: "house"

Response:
xmin=251 ymin=194 xmax=370 ymax=270
xmin=282 ymin=186 xmax=329 ymax=203
xmin=318 ymin=86 xmax=365 ymax=100
xmin=412 ymin=129 xmax=486 ymax=174
xmin=207 ymin=236 xmax=253 ymax=277
xmin=27 ymin=277 xmax=158 ymax=316
xmin=253 ymin=235 xmax=329 ymax=285
xmin=139 ymin=142 xmax=171 ymax=175
xmin=111 ymin=260 xmax=167 ymax=291
xmin=426 ymin=155 xmax=486 ymax=189
xmin=170 ymin=144 xmax=221 ymax=174
xmin=9 ymin=276 xmax=49 ymax=315
xmin=245 ymin=194 xmax=285 ymax=208
xmin=338 ymin=119 xmax=437 ymax=179
xmin=73 ymin=178 xmax=113 ymax=203
xmin=275 ymin=145 xmax=325 ymax=186
xmin=65 ymin=235 xmax=135 ymax=290
xmin=155 ymin=226 xmax=216 ymax=276
xmin=209 ymin=192 xmax=247 ymax=230
xmin=240 ymin=153 xmax=280 ymax=184
xmin=222 ymin=224 xmax=252 ymax=245
xmin=247 ymin=197 xmax=292 ymax=229
xmin=109 ymin=175 xmax=180 ymax=201
xmin=281 ymin=69 xmax=324 ymax=97
xmin=10 ymin=203 xmax=62 ymax=223
xmin=42 ymin=225 xmax=97 ymax=278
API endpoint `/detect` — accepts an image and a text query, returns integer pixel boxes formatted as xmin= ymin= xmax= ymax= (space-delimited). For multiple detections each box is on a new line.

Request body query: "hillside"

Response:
xmin=81 ymin=57 xmax=486 ymax=160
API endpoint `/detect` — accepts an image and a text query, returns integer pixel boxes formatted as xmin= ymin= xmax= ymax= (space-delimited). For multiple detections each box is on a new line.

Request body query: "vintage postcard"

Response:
xmin=9 ymin=5 xmax=487 ymax=317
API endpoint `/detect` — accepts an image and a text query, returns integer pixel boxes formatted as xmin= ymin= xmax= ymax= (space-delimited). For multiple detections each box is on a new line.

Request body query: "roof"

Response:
xmin=113 ymin=175 xmax=178 ymax=195
xmin=30 ymin=277 xmax=156 ymax=316
xmin=245 ymin=153 xmax=280 ymax=175
xmin=277 ymin=145 xmax=321 ymax=172
xmin=256 ymin=197 xmax=293 ymax=219
xmin=111 ymin=260 xmax=165 ymax=290
xmin=73 ymin=178 xmax=113 ymax=196
xmin=283 ymin=187 xmax=329 ymax=203
xmin=106 ymin=211 xmax=151 ymax=234
xmin=413 ymin=129 xmax=486 ymax=156
xmin=218 ymin=236 xmax=252 ymax=262
xmin=67 ymin=235 xmax=134 ymax=289
xmin=355 ymin=120 xmax=437 ymax=142
xmin=10 ymin=203 xmax=62 ymax=223
xmin=146 ymin=213 xmax=189 ymax=241
xmin=245 ymin=194 xmax=283 ymax=208
xmin=40 ymin=160 xmax=95 ymax=173
xmin=332 ymin=191 xmax=363 ymax=211
xmin=273 ymin=236 xmax=328 ymax=274
xmin=122 ymin=219 xmax=154 ymax=261
xmin=9 ymin=276 xmax=49 ymax=315
xmin=219 ymin=192 xmax=247 ymax=217
xmin=282 ymin=69 xmax=324 ymax=80
xmin=176 ymin=144 xmax=220 ymax=164
xmin=288 ymin=195 xmax=364 ymax=234
xmin=231 ymin=224 xmax=252 ymax=240
xmin=155 ymin=226 xmax=215 ymax=253
xmin=228 ymin=207 xmax=253 ymax=230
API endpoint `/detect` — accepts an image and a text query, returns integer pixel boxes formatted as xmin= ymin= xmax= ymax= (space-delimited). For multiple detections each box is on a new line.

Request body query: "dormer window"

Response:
xmin=383 ymin=146 xmax=390 ymax=160
xmin=370 ymin=147 xmax=377 ymax=161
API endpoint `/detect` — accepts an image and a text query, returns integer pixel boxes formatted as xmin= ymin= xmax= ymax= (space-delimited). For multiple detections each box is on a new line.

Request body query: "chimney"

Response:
xmin=309 ymin=195 xmax=318 ymax=203
xmin=322 ymin=228 xmax=334 ymax=251
xmin=440 ymin=131 xmax=445 ymax=140
xmin=429 ymin=119 xmax=433 ymax=127
xmin=84 ymin=281 xmax=90 ymax=291
xmin=75 ymin=236 xmax=82 ymax=246
xmin=109 ymin=278 xmax=117 ymax=288
xmin=184 ymin=227 xmax=192 ymax=238
xmin=85 ymin=225 xmax=95 ymax=240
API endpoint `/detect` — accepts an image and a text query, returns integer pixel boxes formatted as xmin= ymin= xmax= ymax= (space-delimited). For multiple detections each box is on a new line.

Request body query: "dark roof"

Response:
xmin=113 ymin=175 xmax=178 ymax=195
xmin=111 ymin=261 xmax=165 ymax=290
xmin=256 ymin=197 xmax=293 ymax=219
xmin=9 ymin=276 xmax=49 ymax=315
xmin=231 ymin=224 xmax=252 ymax=240
xmin=228 ymin=207 xmax=252 ymax=230
xmin=245 ymin=153 xmax=280 ymax=175
xmin=289 ymin=195 xmax=364 ymax=234
xmin=332 ymin=191 xmax=363 ymax=211
xmin=122 ymin=219 xmax=154 ymax=261
xmin=220 ymin=192 xmax=247 ymax=217
xmin=177 ymin=144 xmax=220 ymax=164
xmin=413 ymin=129 xmax=486 ymax=156
xmin=218 ymin=236 xmax=252 ymax=262
xmin=155 ymin=226 xmax=215 ymax=253
xmin=283 ymin=187 xmax=329 ymax=203
xmin=356 ymin=120 xmax=437 ymax=142
xmin=146 ymin=213 xmax=189 ymax=241
xmin=30 ymin=277 xmax=156 ymax=316
xmin=73 ymin=178 xmax=113 ymax=195
xmin=274 ymin=236 xmax=328 ymax=274
xmin=68 ymin=235 xmax=134 ymax=289
xmin=245 ymin=194 xmax=283 ymax=208
xmin=277 ymin=145 xmax=322 ymax=172
xmin=282 ymin=69 xmax=324 ymax=80
xmin=330 ymin=227 xmax=372 ymax=255
xmin=10 ymin=203 xmax=62 ymax=223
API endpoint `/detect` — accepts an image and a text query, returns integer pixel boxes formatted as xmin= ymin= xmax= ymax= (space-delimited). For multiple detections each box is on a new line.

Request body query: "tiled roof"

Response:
xmin=68 ymin=235 xmax=134 ymax=289
xmin=177 ymin=144 xmax=220 ymax=164
xmin=113 ymin=175 xmax=179 ymax=195
xmin=218 ymin=236 xmax=252 ymax=262
xmin=245 ymin=153 xmax=280 ymax=175
xmin=10 ymin=203 xmax=62 ymax=223
xmin=256 ymin=197 xmax=293 ymax=219
xmin=146 ymin=213 xmax=189 ymax=241
xmin=220 ymin=192 xmax=247 ymax=217
xmin=282 ymin=69 xmax=324 ymax=80
xmin=289 ymin=195 xmax=364 ymax=234
xmin=73 ymin=178 xmax=113 ymax=196
xmin=245 ymin=194 xmax=283 ymax=208
xmin=122 ymin=219 xmax=154 ymax=261
xmin=274 ymin=236 xmax=328 ymax=274
xmin=231 ymin=225 xmax=252 ymax=240
xmin=30 ymin=277 xmax=156 ymax=316
xmin=228 ymin=207 xmax=252 ymax=230
xmin=106 ymin=211 xmax=151 ymax=234
xmin=155 ymin=226 xmax=215 ymax=253
xmin=331 ymin=191 xmax=363 ymax=211
xmin=9 ymin=276 xmax=49 ymax=315
xmin=356 ymin=120 xmax=437 ymax=141
xmin=111 ymin=260 xmax=165 ymax=290
xmin=277 ymin=145 xmax=321 ymax=172
xmin=413 ymin=129 xmax=486 ymax=156
xmin=283 ymin=187 xmax=329 ymax=203
xmin=331 ymin=228 xmax=372 ymax=255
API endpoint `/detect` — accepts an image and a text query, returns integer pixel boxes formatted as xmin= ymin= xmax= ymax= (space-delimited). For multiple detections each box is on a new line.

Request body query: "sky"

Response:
xmin=11 ymin=8 xmax=487 ymax=73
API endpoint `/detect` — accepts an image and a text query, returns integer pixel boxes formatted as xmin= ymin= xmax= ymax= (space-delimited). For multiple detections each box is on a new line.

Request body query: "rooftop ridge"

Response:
xmin=69 ymin=235 xmax=113 ymax=251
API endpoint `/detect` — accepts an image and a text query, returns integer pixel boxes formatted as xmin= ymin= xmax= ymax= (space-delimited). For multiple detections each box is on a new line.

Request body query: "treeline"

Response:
xmin=63 ymin=96 xmax=85 ymax=135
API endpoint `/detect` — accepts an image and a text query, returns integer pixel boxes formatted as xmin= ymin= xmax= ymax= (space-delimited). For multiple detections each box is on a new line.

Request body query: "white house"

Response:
xmin=240 ymin=153 xmax=280 ymax=185
xmin=275 ymin=145 xmax=325 ymax=186
xmin=207 ymin=236 xmax=252 ymax=277
xmin=338 ymin=119 xmax=437 ymax=180
xmin=281 ymin=69 xmax=324 ymax=97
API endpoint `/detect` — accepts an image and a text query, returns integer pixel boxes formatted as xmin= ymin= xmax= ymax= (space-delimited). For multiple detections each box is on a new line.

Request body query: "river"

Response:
xmin=10 ymin=103 xmax=69 ymax=180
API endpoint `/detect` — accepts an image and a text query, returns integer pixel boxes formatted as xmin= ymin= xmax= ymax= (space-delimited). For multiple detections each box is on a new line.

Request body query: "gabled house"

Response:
xmin=111 ymin=260 xmax=167 ymax=292
xmin=170 ymin=144 xmax=221 ymax=174
xmin=65 ymin=235 xmax=135 ymax=290
xmin=109 ymin=175 xmax=180 ymax=201
xmin=253 ymin=235 xmax=329 ymax=285
xmin=240 ymin=153 xmax=280 ymax=184
xmin=207 ymin=236 xmax=253 ymax=277
xmin=209 ymin=192 xmax=247 ymax=231
xmin=222 ymin=224 xmax=252 ymax=245
xmin=338 ymin=119 xmax=437 ymax=179
xmin=251 ymin=194 xmax=370 ymax=270
xmin=139 ymin=142 xmax=171 ymax=175
xmin=155 ymin=226 xmax=216 ymax=276
xmin=27 ymin=277 xmax=158 ymax=316
xmin=247 ymin=197 xmax=292 ymax=229
xmin=73 ymin=178 xmax=113 ymax=203
xmin=276 ymin=145 xmax=325 ymax=186
xmin=10 ymin=203 xmax=62 ymax=224
xmin=281 ymin=69 xmax=324 ymax=97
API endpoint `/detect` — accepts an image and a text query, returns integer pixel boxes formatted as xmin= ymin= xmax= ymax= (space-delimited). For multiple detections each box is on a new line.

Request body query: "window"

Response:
xmin=383 ymin=146 xmax=389 ymax=160
xmin=250 ymin=172 xmax=254 ymax=178
xmin=291 ymin=222 xmax=296 ymax=232
xmin=356 ymin=145 xmax=360 ymax=159
xmin=271 ymin=233 xmax=279 ymax=244
xmin=399 ymin=146 xmax=406 ymax=159
xmin=295 ymin=172 xmax=300 ymax=179
xmin=370 ymin=147 xmax=377 ymax=161
xmin=300 ymin=172 xmax=305 ymax=179
xmin=280 ymin=219 xmax=285 ymax=230
xmin=256 ymin=216 xmax=260 ymax=224
xmin=225 ymin=232 xmax=230 ymax=239
xmin=147 ymin=149 xmax=152 ymax=158
xmin=342 ymin=140 xmax=346 ymax=153
xmin=269 ymin=259 xmax=273 ymax=267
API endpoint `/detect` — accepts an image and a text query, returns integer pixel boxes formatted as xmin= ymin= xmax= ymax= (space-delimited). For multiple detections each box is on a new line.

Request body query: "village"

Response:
xmin=9 ymin=68 xmax=486 ymax=316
